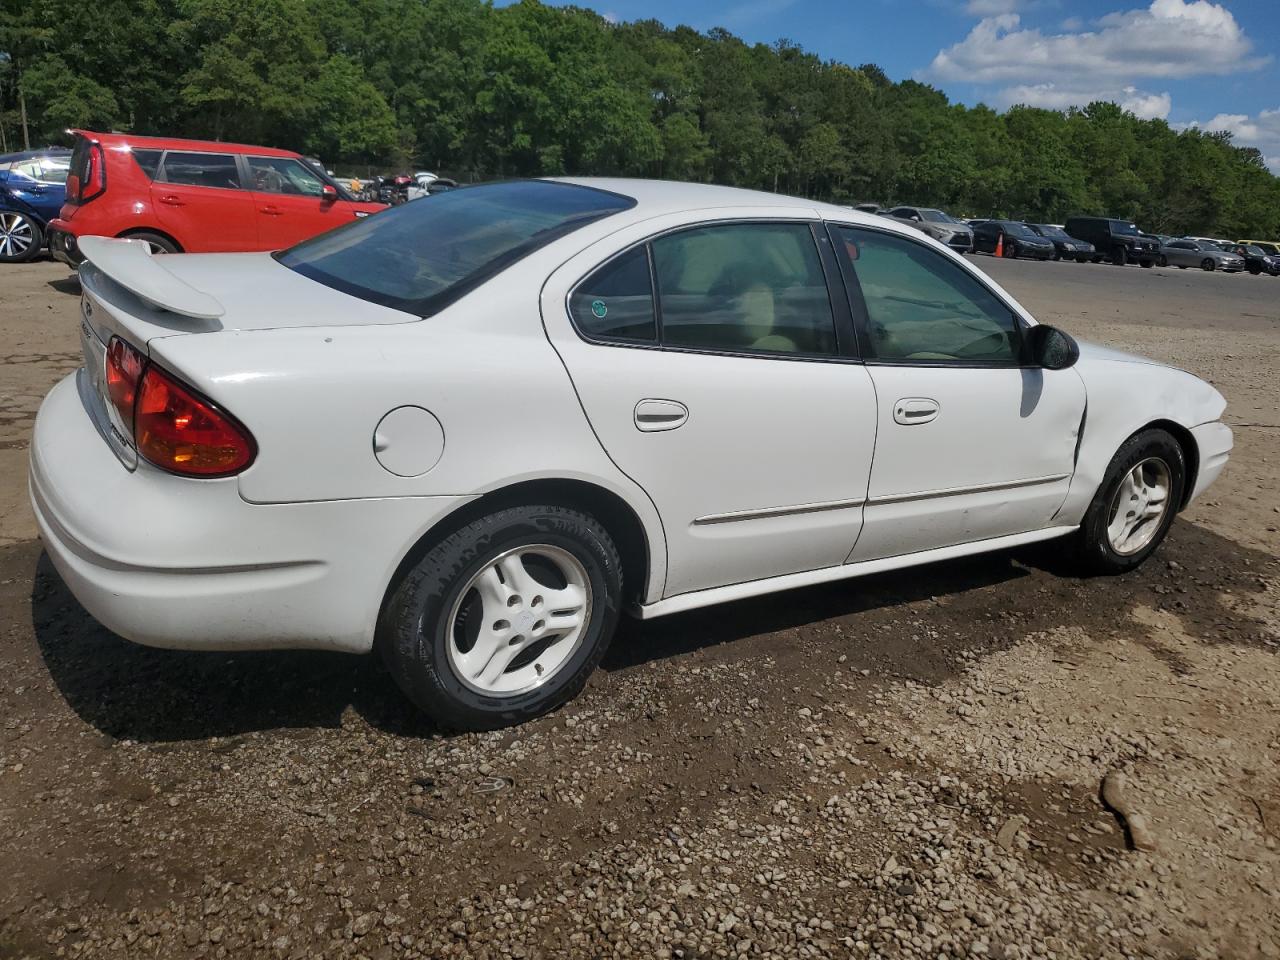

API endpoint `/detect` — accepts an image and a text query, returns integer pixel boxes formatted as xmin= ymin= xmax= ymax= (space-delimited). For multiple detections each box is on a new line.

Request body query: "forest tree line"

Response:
xmin=3 ymin=0 xmax=1279 ymax=237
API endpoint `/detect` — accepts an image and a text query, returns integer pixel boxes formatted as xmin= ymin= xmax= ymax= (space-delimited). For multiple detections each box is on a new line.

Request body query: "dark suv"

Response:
xmin=1063 ymin=216 xmax=1158 ymax=267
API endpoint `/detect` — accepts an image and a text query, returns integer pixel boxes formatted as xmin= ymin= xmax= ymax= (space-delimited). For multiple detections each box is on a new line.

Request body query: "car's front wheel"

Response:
xmin=1201 ymin=258 xmax=1216 ymax=272
xmin=0 ymin=211 xmax=42 ymax=263
xmin=378 ymin=505 xmax=623 ymax=730
xmin=1075 ymin=429 xmax=1185 ymax=575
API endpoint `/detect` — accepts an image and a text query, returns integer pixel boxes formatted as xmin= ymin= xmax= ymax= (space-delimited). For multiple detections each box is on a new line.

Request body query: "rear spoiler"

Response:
xmin=78 ymin=236 xmax=225 ymax=320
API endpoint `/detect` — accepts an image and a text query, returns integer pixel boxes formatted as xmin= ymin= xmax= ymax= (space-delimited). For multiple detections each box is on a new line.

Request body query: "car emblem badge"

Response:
xmin=591 ymin=299 xmax=607 ymax=319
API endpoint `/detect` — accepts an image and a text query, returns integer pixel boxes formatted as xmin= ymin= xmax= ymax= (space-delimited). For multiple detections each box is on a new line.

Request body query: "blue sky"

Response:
xmin=528 ymin=0 xmax=1280 ymax=169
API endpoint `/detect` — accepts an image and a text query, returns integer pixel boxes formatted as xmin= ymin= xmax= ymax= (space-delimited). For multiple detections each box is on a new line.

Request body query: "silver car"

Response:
xmin=1159 ymin=239 xmax=1245 ymax=272
xmin=884 ymin=206 xmax=973 ymax=254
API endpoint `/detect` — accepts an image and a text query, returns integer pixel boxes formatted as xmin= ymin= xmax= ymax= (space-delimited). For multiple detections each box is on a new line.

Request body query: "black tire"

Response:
xmin=120 ymin=231 xmax=179 ymax=254
xmin=1140 ymin=259 xmax=1154 ymax=268
xmin=1076 ymin=256 xmax=1090 ymax=264
xmin=0 ymin=211 xmax=43 ymax=263
xmin=1178 ymin=265 xmax=1187 ymax=269
xmin=1201 ymin=258 xmax=1215 ymax=272
xmin=1158 ymin=255 xmax=1168 ymax=267
xmin=1248 ymin=264 xmax=1260 ymax=275
xmin=1091 ymin=256 xmax=1104 ymax=264
xmin=1074 ymin=429 xmax=1185 ymax=575
xmin=1053 ymin=251 xmax=1062 ymax=262
xmin=1112 ymin=245 xmax=1128 ymax=266
xmin=378 ymin=505 xmax=623 ymax=730
xmin=1002 ymin=239 xmax=1017 ymax=259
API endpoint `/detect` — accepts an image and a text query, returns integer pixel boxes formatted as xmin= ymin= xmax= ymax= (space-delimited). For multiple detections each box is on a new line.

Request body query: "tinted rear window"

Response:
xmin=277 ymin=180 xmax=635 ymax=316
xmin=132 ymin=149 xmax=162 ymax=179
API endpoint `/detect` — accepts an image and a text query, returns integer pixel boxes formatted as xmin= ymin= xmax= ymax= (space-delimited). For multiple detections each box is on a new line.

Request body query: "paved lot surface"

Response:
xmin=0 ymin=254 xmax=1277 ymax=959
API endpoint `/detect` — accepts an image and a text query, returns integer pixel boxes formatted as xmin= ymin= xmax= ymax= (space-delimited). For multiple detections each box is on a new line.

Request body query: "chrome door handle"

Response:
xmin=893 ymin=398 xmax=940 ymax=425
xmin=634 ymin=399 xmax=689 ymax=432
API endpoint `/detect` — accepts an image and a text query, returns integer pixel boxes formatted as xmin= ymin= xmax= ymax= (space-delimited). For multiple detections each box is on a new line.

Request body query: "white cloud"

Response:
xmin=1186 ymin=109 xmax=1280 ymax=172
xmin=929 ymin=0 xmax=1268 ymax=85
xmin=998 ymin=83 xmax=1172 ymax=119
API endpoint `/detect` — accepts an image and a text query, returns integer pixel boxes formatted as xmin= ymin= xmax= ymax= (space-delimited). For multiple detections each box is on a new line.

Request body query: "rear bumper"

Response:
xmin=46 ymin=220 xmax=84 ymax=266
xmin=30 ymin=371 xmax=468 ymax=653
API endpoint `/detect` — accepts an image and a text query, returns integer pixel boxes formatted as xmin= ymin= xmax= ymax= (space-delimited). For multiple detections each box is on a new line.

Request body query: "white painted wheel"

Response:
xmin=1105 ymin=457 xmax=1171 ymax=556
xmin=445 ymin=543 xmax=592 ymax=697
xmin=0 ymin=211 xmax=38 ymax=262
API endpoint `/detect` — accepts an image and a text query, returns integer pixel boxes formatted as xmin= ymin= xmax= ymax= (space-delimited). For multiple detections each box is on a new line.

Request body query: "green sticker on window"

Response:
xmin=591 ymin=299 xmax=607 ymax=319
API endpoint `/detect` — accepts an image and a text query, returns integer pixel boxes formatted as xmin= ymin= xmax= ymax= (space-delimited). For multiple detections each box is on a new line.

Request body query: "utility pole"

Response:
xmin=18 ymin=81 xmax=29 ymax=149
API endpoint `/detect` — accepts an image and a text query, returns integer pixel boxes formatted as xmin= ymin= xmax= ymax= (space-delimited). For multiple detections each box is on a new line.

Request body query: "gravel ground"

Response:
xmin=0 ymin=253 xmax=1277 ymax=959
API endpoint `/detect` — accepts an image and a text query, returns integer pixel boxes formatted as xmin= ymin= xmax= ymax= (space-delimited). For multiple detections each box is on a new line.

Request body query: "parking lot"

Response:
xmin=0 ymin=255 xmax=1276 ymax=959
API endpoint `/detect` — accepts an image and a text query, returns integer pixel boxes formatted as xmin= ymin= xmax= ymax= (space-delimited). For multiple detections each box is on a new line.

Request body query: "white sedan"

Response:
xmin=30 ymin=179 xmax=1233 ymax=729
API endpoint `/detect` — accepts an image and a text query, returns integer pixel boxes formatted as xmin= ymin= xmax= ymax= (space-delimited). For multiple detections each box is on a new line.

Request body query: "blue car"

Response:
xmin=0 ymin=147 xmax=71 ymax=263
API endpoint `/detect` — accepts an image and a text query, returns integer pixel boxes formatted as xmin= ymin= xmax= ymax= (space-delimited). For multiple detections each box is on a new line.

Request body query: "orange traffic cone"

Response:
xmin=994 ymin=233 xmax=1004 ymax=258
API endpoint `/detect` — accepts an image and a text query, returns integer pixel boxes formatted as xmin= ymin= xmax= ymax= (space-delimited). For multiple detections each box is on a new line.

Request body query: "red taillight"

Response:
xmin=65 ymin=173 xmax=81 ymax=201
xmin=135 ymin=367 xmax=255 ymax=476
xmin=104 ymin=335 xmax=255 ymax=477
xmin=82 ymin=143 xmax=106 ymax=202
xmin=105 ymin=336 xmax=146 ymax=425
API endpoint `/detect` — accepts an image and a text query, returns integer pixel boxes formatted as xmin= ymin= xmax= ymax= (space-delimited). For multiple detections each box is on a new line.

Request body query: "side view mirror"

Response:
xmin=1027 ymin=324 xmax=1079 ymax=370
xmin=910 ymin=214 xmax=921 ymax=222
xmin=321 ymin=183 xmax=338 ymax=202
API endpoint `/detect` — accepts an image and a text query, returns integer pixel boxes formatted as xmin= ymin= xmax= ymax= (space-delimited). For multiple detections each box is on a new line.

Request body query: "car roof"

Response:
xmin=551 ymin=177 xmax=897 ymax=227
xmin=71 ymin=129 xmax=301 ymax=159
xmin=0 ymin=147 xmax=71 ymax=163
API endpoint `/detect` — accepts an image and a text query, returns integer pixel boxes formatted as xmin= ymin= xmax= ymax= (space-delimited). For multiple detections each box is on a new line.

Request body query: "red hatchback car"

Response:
xmin=47 ymin=130 xmax=384 ymax=264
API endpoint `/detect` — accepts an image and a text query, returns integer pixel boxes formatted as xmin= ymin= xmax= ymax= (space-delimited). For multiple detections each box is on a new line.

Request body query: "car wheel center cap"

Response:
xmin=514 ymin=610 xmax=536 ymax=632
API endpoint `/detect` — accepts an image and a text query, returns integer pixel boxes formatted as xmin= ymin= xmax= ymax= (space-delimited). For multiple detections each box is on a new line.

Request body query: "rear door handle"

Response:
xmin=634 ymin=399 xmax=689 ymax=432
xmin=893 ymin=398 xmax=940 ymax=425
xmin=158 ymin=195 xmax=185 ymax=206
xmin=259 ymin=206 xmax=284 ymax=216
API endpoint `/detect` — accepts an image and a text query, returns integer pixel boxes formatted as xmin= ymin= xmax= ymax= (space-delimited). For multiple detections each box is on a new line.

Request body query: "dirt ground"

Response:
xmin=0 ymin=253 xmax=1276 ymax=960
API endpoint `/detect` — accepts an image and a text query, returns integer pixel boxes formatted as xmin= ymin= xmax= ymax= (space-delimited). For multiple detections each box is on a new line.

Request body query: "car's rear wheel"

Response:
xmin=1201 ymin=258 xmax=1215 ymax=271
xmin=1075 ymin=429 xmax=1185 ymax=575
xmin=378 ymin=505 xmax=622 ymax=730
xmin=1002 ymin=239 xmax=1017 ymax=259
xmin=0 ymin=211 xmax=42 ymax=263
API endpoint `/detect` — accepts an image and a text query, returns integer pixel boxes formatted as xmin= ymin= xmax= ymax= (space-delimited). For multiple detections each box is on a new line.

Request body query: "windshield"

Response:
xmin=278 ymin=180 xmax=635 ymax=315
xmin=1003 ymin=222 xmax=1038 ymax=238
xmin=1243 ymin=245 xmax=1265 ymax=256
xmin=920 ymin=209 xmax=959 ymax=224
xmin=1110 ymin=220 xmax=1140 ymax=236
xmin=1033 ymin=224 xmax=1069 ymax=239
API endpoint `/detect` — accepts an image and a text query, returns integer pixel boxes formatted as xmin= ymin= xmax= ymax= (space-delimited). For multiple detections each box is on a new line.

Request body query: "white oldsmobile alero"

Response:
xmin=30 ymin=179 xmax=1233 ymax=729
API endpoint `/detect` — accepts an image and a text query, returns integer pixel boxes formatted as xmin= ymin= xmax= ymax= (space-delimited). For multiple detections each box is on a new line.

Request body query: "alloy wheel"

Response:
xmin=1106 ymin=457 xmax=1171 ymax=556
xmin=445 ymin=544 xmax=592 ymax=697
xmin=0 ymin=213 xmax=34 ymax=259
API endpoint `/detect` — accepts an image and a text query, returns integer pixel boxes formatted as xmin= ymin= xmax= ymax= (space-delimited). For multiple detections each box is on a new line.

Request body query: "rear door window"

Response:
xmin=160 ymin=152 xmax=243 ymax=190
xmin=651 ymin=223 xmax=836 ymax=356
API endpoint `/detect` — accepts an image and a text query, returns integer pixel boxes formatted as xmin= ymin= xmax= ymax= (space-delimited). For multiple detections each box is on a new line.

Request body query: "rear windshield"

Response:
xmin=277 ymin=180 xmax=635 ymax=316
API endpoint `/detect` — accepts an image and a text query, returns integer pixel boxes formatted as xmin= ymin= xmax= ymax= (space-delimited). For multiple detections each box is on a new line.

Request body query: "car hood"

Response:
xmin=1075 ymin=340 xmax=1164 ymax=366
